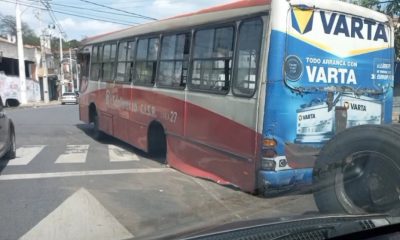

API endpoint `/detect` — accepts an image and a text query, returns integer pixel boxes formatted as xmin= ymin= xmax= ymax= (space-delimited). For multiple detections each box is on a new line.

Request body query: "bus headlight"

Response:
xmin=261 ymin=159 xmax=276 ymax=171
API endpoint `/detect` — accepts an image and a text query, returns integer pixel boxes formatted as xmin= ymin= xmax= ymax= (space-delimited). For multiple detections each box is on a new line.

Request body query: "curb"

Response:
xmin=6 ymin=101 xmax=62 ymax=110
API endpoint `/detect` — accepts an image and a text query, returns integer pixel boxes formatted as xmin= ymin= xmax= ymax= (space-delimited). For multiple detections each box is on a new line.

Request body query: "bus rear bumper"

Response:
xmin=258 ymin=168 xmax=313 ymax=190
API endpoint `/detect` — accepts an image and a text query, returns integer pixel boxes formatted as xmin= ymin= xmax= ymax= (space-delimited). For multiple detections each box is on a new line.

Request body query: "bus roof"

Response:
xmin=83 ymin=0 xmax=270 ymax=45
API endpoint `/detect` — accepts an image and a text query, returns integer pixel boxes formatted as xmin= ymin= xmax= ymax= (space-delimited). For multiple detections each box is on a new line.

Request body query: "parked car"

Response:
xmin=61 ymin=92 xmax=79 ymax=105
xmin=0 ymin=97 xmax=16 ymax=160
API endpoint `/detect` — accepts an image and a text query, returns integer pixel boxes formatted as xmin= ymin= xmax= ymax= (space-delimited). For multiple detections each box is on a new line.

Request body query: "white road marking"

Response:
xmin=55 ymin=145 xmax=89 ymax=164
xmin=7 ymin=145 xmax=45 ymax=166
xmin=19 ymin=188 xmax=134 ymax=240
xmin=108 ymin=145 xmax=140 ymax=162
xmin=0 ymin=168 xmax=172 ymax=181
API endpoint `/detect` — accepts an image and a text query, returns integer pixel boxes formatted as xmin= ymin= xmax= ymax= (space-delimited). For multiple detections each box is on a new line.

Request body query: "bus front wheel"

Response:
xmin=313 ymin=124 xmax=400 ymax=215
xmin=91 ymin=112 xmax=105 ymax=141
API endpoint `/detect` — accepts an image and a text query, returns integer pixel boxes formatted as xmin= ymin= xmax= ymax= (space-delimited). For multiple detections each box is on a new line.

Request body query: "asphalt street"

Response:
xmin=0 ymin=104 xmax=318 ymax=240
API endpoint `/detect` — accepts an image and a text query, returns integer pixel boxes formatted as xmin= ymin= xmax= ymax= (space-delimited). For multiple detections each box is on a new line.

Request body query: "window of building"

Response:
xmin=233 ymin=18 xmax=263 ymax=97
xmin=135 ymin=37 xmax=159 ymax=86
xmin=158 ymin=33 xmax=190 ymax=88
xmin=190 ymin=26 xmax=234 ymax=93
xmin=115 ymin=41 xmax=136 ymax=83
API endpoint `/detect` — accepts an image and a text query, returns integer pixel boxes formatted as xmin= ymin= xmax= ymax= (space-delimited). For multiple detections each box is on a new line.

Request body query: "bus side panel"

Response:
xmin=129 ymin=88 xmax=185 ymax=150
xmin=112 ymin=85 xmax=133 ymax=143
xmin=127 ymin=121 xmax=148 ymax=151
xmin=185 ymin=96 xmax=257 ymax=158
xmin=167 ymin=135 xmax=257 ymax=192
xmin=78 ymin=80 xmax=98 ymax=124
xmin=99 ymin=111 xmax=113 ymax=135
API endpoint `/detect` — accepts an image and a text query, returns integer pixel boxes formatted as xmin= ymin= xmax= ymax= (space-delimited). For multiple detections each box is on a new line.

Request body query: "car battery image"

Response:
xmin=295 ymin=93 xmax=382 ymax=144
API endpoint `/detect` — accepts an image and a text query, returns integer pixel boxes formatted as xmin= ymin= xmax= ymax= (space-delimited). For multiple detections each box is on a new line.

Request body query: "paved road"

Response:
xmin=0 ymin=105 xmax=317 ymax=239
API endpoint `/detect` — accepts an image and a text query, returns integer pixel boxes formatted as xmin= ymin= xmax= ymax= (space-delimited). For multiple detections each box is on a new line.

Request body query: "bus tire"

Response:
xmin=313 ymin=124 xmax=400 ymax=215
xmin=92 ymin=114 xmax=105 ymax=141
xmin=4 ymin=126 xmax=16 ymax=160
xmin=147 ymin=122 xmax=167 ymax=161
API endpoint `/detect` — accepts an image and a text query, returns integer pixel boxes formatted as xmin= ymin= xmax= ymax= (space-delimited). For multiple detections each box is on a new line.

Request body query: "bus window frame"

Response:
xmin=231 ymin=17 xmax=264 ymax=99
xmin=90 ymin=44 xmax=103 ymax=82
xmin=115 ymin=39 xmax=137 ymax=85
xmin=188 ymin=23 xmax=236 ymax=95
xmin=156 ymin=32 xmax=191 ymax=90
xmin=100 ymin=42 xmax=117 ymax=83
xmin=134 ymin=36 xmax=160 ymax=87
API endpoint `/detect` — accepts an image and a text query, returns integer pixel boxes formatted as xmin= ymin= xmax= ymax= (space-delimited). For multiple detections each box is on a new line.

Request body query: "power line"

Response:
xmin=49 ymin=2 xmax=141 ymax=20
xmin=40 ymin=0 xmax=66 ymax=38
xmin=0 ymin=0 xmax=136 ymax=26
xmin=21 ymin=0 xmax=145 ymax=20
xmin=78 ymin=0 xmax=158 ymax=21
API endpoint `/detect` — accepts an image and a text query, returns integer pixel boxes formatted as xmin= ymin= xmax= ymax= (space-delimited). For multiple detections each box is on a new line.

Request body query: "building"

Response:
xmin=0 ymin=36 xmax=59 ymax=104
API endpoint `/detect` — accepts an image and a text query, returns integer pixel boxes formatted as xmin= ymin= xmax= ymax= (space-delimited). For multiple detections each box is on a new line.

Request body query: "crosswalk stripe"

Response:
xmin=108 ymin=145 xmax=140 ymax=162
xmin=7 ymin=145 xmax=46 ymax=166
xmin=55 ymin=145 xmax=89 ymax=164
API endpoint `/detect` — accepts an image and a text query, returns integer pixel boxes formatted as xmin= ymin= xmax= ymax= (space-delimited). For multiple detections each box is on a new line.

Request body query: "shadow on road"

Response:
xmin=76 ymin=122 xmax=313 ymax=199
xmin=75 ymin=123 xmax=166 ymax=164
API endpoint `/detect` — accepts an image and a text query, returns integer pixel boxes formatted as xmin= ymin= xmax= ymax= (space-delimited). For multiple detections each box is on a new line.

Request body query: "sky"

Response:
xmin=0 ymin=0 xmax=233 ymax=40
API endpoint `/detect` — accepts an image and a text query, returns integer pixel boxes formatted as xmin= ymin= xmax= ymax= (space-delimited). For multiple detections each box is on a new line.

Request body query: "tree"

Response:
xmin=354 ymin=0 xmax=400 ymax=59
xmin=0 ymin=14 xmax=40 ymax=46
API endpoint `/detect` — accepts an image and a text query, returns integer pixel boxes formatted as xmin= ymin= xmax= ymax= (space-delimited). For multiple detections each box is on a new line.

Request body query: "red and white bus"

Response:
xmin=78 ymin=0 xmax=394 ymax=195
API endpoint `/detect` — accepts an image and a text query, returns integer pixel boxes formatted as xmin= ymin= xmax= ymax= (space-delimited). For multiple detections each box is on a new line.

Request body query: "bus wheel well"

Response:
xmin=147 ymin=121 xmax=167 ymax=160
xmin=89 ymin=103 xmax=97 ymax=123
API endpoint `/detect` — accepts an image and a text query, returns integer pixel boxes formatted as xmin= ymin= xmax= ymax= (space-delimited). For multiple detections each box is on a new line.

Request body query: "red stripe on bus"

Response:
xmin=79 ymin=86 xmax=261 ymax=192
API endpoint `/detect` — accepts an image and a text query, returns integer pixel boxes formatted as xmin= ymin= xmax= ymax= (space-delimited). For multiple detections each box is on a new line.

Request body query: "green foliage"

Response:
xmin=50 ymin=38 xmax=81 ymax=53
xmin=0 ymin=14 xmax=40 ymax=46
xmin=0 ymin=14 xmax=81 ymax=54
xmin=354 ymin=0 xmax=400 ymax=59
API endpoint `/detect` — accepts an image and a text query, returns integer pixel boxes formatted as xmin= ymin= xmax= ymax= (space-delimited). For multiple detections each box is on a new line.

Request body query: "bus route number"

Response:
xmin=163 ymin=111 xmax=178 ymax=124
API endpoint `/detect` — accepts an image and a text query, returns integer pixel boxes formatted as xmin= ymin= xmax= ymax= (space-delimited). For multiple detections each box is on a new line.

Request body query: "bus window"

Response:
xmin=190 ymin=26 xmax=234 ymax=93
xmin=90 ymin=45 xmax=101 ymax=81
xmin=78 ymin=51 xmax=90 ymax=92
xmin=110 ymin=44 xmax=117 ymax=61
xmin=158 ymin=33 xmax=190 ymax=89
xmin=92 ymin=46 xmax=98 ymax=62
xmin=116 ymin=41 xmax=136 ymax=83
xmin=126 ymin=41 xmax=136 ymax=82
xmin=233 ymin=18 xmax=263 ymax=97
xmin=135 ymin=37 xmax=159 ymax=86
xmin=101 ymin=44 xmax=116 ymax=81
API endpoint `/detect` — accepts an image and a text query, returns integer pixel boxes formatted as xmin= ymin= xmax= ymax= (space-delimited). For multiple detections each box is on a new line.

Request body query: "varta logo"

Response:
xmin=299 ymin=113 xmax=316 ymax=121
xmin=344 ymin=101 xmax=367 ymax=111
xmin=291 ymin=7 xmax=314 ymax=34
xmin=320 ymin=11 xmax=388 ymax=42
xmin=350 ymin=103 xmax=367 ymax=111
xmin=291 ymin=8 xmax=388 ymax=42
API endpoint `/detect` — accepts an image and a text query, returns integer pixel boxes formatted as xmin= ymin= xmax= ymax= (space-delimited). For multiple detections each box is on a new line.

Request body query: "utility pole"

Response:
xmin=41 ymin=31 xmax=50 ymax=103
xmin=15 ymin=1 xmax=27 ymax=104
xmin=36 ymin=8 xmax=49 ymax=103
xmin=76 ymin=52 xmax=80 ymax=92
xmin=59 ymin=34 xmax=65 ymax=95
xmin=69 ymin=48 xmax=74 ymax=91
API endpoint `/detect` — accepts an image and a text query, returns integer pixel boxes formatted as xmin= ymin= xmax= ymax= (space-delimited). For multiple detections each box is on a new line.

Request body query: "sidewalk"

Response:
xmin=15 ymin=100 xmax=61 ymax=109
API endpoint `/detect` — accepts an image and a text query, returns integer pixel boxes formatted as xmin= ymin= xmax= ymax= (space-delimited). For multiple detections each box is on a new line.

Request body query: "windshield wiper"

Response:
xmin=180 ymin=214 xmax=400 ymax=240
